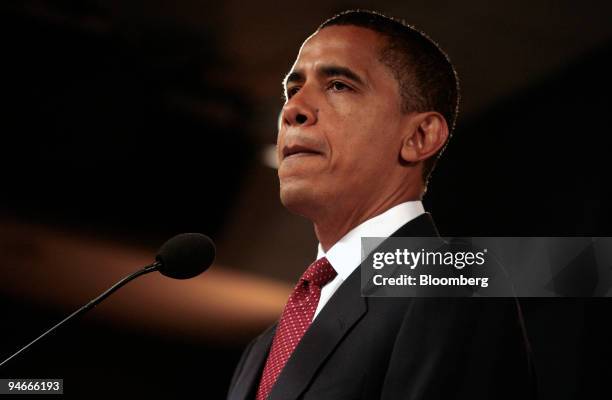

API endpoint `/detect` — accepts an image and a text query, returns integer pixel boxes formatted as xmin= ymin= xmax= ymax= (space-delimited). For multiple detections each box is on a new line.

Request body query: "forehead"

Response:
xmin=290 ymin=25 xmax=391 ymax=83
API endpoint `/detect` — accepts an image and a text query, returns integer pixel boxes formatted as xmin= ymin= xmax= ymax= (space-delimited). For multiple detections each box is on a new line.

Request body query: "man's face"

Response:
xmin=277 ymin=25 xmax=407 ymax=219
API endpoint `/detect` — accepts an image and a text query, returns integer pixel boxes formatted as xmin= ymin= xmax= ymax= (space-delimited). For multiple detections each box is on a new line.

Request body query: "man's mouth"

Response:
xmin=282 ymin=144 xmax=322 ymax=160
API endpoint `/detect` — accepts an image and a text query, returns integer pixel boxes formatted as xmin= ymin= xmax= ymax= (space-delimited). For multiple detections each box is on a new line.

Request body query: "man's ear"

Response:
xmin=400 ymin=112 xmax=449 ymax=164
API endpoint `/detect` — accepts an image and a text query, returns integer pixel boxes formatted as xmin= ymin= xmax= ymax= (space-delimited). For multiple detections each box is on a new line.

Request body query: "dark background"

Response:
xmin=1 ymin=0 xmax=611 ymax=398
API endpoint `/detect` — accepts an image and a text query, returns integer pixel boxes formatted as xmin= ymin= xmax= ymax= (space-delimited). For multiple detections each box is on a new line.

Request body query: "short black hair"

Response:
xmin=318 ymin=10 xmax=460 ymax=185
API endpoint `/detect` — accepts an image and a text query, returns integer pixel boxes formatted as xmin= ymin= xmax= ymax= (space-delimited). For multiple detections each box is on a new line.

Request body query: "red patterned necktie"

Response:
xmin=255 ymin=257 xmax=337 ymax=400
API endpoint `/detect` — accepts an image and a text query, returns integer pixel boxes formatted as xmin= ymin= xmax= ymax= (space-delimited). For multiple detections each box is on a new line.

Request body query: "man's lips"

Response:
xmin=282 ymin=144 xmax=323 ymax=160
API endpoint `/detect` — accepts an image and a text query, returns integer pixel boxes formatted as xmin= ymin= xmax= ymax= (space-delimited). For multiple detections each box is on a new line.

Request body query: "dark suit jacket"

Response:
xmin=227 ymin=213 xmax=536 ymax=399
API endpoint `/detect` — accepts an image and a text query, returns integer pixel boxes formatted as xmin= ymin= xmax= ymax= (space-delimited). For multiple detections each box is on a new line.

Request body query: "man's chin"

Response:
xmin=279 ymin=183 xmax=320 ymax=218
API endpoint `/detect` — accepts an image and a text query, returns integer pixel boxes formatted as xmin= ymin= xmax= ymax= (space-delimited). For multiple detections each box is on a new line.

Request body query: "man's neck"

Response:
xmin=314 ymin=196 xmax=422 ymax=252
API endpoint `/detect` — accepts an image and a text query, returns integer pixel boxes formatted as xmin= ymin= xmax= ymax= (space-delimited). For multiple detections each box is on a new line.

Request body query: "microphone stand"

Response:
xmin=0 ymin=261 xmax=161 ymax=368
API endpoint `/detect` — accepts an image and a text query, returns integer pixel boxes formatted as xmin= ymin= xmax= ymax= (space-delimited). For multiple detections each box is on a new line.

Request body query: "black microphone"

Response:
xmin=0 ymin=232 xmax=216 ymax=368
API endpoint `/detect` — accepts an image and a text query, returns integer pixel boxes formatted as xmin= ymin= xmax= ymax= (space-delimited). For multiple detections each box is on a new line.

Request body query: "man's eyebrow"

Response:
xmin=318 ymin=64 xmax=366 ymax=86
xmin=282 ymin=64 xmax=366 ymax=88
xmin=284 ymin=70 xmax=305 ymax=88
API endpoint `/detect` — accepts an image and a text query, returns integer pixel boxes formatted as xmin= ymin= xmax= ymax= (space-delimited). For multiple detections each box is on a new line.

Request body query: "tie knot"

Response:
xmin=301 ymin=257 xmax=336 ymax=288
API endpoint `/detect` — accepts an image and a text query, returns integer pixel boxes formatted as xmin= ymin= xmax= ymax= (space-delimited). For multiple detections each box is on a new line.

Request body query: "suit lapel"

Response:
xmin=268 ymin=212 xmax=439 ymax=399
xmin=229 ymin=324 xmax=277 ymax=400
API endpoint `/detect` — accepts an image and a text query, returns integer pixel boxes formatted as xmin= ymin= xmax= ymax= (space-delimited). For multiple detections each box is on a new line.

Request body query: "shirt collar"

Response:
xmin=316 ymin=201 xmax=425 ymax=281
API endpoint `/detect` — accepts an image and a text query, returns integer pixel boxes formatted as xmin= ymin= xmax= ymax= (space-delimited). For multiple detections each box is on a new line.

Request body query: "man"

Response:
xmin=228 ymin=10 xmax=534 ymax=400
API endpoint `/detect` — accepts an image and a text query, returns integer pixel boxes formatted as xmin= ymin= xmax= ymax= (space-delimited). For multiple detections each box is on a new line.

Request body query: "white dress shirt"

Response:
xmin=312 ymin=201 xmax=425 ymax=319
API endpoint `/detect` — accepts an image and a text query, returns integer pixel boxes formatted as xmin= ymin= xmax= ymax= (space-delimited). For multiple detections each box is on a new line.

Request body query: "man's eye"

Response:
xmin=329 ymin=81 xmax=350 ymax=92
xmin=287 ymin=87 xmax=300 ymax=98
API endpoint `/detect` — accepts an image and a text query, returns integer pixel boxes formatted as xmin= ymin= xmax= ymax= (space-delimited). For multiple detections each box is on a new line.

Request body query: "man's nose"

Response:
xmin=281 ymin=90 xmax=318 ymax=127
